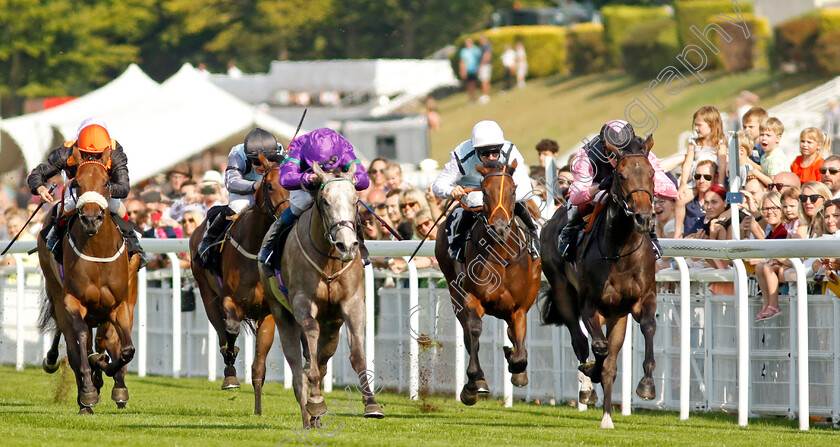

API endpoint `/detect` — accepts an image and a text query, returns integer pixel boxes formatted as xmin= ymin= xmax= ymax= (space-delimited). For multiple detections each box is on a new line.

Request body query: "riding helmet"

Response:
xmin=300 ymin=128 xmax=354 ymax=169
xmin=77 ymin=124 xmax=111 ymax=153
xmin=471 ymin=120 xmax=505 ymax=153
xmin=599 ymin=120 xmax=635 ymax=151
xmin=244 ymin=128 xmax=284 ymax=164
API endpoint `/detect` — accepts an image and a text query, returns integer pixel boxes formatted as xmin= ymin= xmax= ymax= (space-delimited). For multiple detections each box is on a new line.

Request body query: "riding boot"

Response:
xmin=514 ymin=202 xmax=540 ymax=260
xmin=123 ymin=227 xmax=149 ymax=270
xmin=258 ymin=207 xmax=297 ymax=268
xmin=355 ymin=216 xmax=371 ymax=266
xmin=650 ymin=229 xmax=662 ymax=260
xmin=449 ymin=210 xmax=477 ymax=263
xmin=46 ymin=218 xmax=67 ymax=253
xmin=559 ymin=206 xmax=584 ymax=262
xmin=198 ymin=207 xmax=234 ymax=266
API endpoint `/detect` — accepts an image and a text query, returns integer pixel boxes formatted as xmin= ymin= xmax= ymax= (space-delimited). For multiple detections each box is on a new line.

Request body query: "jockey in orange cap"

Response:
xmin=27 ymin=118 xmax=148 ymax=269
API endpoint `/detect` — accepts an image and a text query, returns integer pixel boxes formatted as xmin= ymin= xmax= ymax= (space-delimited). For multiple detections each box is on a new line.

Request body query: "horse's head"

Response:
xmin=72 ymin=145 xmax=112 ymax=237
xmin=608 ymin=134 xmax=655 ymax=233
xmin=312 ymin=161 xmax=359 ymax=262
xmin=476 ymin=159 xmax=517 ymax=240
xmin=254 ymin=154 xmax=287 ymax=220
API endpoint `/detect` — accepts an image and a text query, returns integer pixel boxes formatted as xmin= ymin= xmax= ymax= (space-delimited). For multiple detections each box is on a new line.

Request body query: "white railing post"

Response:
xmin=404 ymin=257 xmax=419 ymax=401
xmin=455 ymin=313 xmax=465 ymax=401
xmin=14 ymin=255 xmax=24 ymax=371
xmin=138 ymin=267 xmax=147 ymax=377
xmin=167 ymin=253 xmax=182 ymax=379
xmin=675 ymin=257 xmax=691 ymax=420
xmin=207 ymin=320 xmax=216 ymax=381
xmin=365 ymin=263 xmax=375 ymax=393
xmin=733 ymin=259 xmax=749 ymax=426
xmin=244 ymin=330 xmax=254 ymax=385
xmin=622 ymin=313 xmax=632 ymax=416
xmin=791 ymin=258 xmax=809 ymax=431
xmin=325 ymin=357 xmax=334 ymax=393
xmin=503 ymin=321 xmax=513 ymax=408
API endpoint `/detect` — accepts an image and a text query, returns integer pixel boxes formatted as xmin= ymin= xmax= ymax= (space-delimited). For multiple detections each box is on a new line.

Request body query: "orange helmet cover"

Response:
xmin=76 ymin=124 xmax=111 ymax=153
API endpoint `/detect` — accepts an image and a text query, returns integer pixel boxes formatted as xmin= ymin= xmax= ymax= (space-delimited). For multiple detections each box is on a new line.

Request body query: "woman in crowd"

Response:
xmin=753 ymin=191 xmax=790 ymax=321
xmin=797 ymin=181 xmax=832 ymax=238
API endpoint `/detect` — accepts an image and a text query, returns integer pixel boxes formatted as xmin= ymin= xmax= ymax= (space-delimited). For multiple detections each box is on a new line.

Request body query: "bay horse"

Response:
xmin=435 ymin=159 xmax=542 ymax=405
xmin=189 ymin=154 xmax=289 ymax=415
xmin=37 ymin=145 xmax=139 ymax=414
xmin=540 ymin=135 xmax=658 ymax=429
xmin=259 ymin=162 xmax=383 ymax=427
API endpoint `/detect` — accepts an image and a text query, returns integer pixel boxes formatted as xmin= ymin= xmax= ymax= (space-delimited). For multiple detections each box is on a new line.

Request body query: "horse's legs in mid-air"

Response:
xmin=504 ymin=308 xmax=529 ymax=387
xmin=221 ymin=295 xmax=243 ymax=389
xmin=194 ymin=273 xmax=241 ymax=389
xmin=103 ymin=299 xmax=135 ymax=377
xmin=95 ymin=323 xmax=129 ymax=408
xmin=56 ymin=295 xmax=99 ymax=414
xmin=580 ymin=303 xmax=607 ymax=384
xmin=42 ymin=330 xmax=62 ymax=373
xmin=269 ymin=300 xmax=310 ymax=427
xmin=342 ymin=296 xmax=384 ymax=418
xmin=599 ymin=315 xmax=628 ymax=429
xmin=297 ymin=295 xmax=328 ymax=418
xmin=253 ymin=314 xmax=276 ymax=415
xmin=633 ymin=293 xmax=657 ymax=400
xmin=453 ymin=294 xmax=487 ymax=405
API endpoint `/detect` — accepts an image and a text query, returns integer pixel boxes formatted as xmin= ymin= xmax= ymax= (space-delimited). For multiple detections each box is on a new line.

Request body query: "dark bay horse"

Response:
xmin=540 ymin=135 xmax=658 ymax=428
xmin=189 ymin=154 xmax=289 ymax=415
xmin=37 ymin=146 xmax=139 ymax=414
xmin=435 ymin=160 xmax=542 ymax=405
xmin=259 ymin=162 xmax=383 ymax=427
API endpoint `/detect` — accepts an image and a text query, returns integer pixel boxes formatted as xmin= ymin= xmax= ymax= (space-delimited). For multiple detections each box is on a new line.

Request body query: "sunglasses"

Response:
xmin=800 ymin=194 xmax=824 ymax=203
xmin=694 ymin=173 xmax=713 ymax=181
xmin=479 ymin=150 xmax=501 ymax=158
xmin=371 ymin=202 xmax=387 ymax=210
xmin=820 ymin=167 xmax=840 ymax=175
xmin=249 ymin=157 xmax=262 ymax=167
xmin=400 ymin=201 xmax=418 ymax=209
xmin=767 ymin=183 xmax=789 ymax=191
xmin=362 ymin=220 xmax=377 ymax=227
xmin=368 ymin=168 xmax=385 ymax=175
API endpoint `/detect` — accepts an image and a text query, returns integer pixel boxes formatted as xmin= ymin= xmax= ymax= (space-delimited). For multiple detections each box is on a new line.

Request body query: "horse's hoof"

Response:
xmin=600 ymin=413 xmax=614 ymax=429
xmin=43 ymin=357 xmax=60 ymax=374
xmin=78 ymin=407 xmax=94 ymax=415
xmin=636 ymin=377 xmax=656 ymax=400
xmin=80 ymin=391 xmax=99 ymax=408
xmin=591 ymin=340 xmax=608 ymax=357
xmin=111 ymin=387 xmax=129 ymax=406
xmin=364 ymin=403 xmax=385 ymax=418
xmin=511 ymin=372 xmax=528 ymax=388
xmin=88 ymin=352 xmax=106 ymax=366
xmin=460 ymin=387 xmax=478 ymax=406
xmin=222 ymin=376 xmax=241 ymax=390
xmin=306 ymin=398 xmax=328 ymax=417
xmin=475 ymin=379 xmax=490 ymax=394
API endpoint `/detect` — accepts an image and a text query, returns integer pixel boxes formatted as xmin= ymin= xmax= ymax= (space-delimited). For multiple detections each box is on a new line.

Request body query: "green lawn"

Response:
xmin=427 ymin=70 xmax=831 ymax=167
xmin=0 ymin=365 xmax=836 ymax=446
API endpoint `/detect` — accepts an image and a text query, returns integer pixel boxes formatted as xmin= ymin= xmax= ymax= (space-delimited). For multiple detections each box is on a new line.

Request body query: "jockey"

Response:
xmin=557 ymin=119 xmax=678 ymax=261
xmin=257 ymin=128 xmax=370 ymax=267
xmin=27 ymin=118 xmax=148 ymax=269
xmin=432 ymin=120 xmax=540 ymax=262
xmin=196 ymin=128 xmax=285 ymax=263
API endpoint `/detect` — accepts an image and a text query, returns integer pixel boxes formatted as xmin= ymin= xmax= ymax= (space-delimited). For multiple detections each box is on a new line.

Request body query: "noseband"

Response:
xmin=481 ymin=171 xmax=514 ymax=225
xmin=610 ymin=153 xmax=653 ymax=217
xmin=315 ymin=177 xmax=357 ymax=247
xmin=75 ymin=160 xmax=111 ymax=209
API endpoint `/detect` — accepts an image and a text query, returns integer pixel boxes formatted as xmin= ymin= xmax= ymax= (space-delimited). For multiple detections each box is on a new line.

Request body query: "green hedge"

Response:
xmin=773 ymin=14 xmax=820 ymax=70
xmin=820 ymin=8 xmax=840 ymax=33
xmin=602 ymin=5 xmax=671 ymax=60
xmin=567 ymin=23 xmax=607 ymax=74
xmin=620 ymin=18 xmax=680 ymax=79
xmin=452 ymin=26 xmax=568 ymax=80
xmin=674 ymin=0 xmax=755 ymax=69
xmin=707 ymin=13 xmax=770 ymax=72
xmin=815 ymin=29 xmax=840 ymax=75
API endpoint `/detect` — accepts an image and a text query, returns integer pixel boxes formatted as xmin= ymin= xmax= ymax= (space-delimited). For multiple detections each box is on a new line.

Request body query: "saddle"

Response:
xmin=202 ymin=206 xmax=238 ymax=276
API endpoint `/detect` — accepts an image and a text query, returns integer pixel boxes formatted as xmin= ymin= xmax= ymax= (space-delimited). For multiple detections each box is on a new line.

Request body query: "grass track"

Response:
xmin=0 ymin=365 xmax=836 ymax=446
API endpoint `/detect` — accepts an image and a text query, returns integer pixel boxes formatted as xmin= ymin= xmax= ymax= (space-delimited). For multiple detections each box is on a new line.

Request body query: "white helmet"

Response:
xmin=471 ymin=120 xmax=505 ymax=149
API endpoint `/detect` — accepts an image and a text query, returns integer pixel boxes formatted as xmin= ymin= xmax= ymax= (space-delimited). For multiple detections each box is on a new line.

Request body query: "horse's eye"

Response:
xmin=616 ymin=173 xmax=625 ymax=181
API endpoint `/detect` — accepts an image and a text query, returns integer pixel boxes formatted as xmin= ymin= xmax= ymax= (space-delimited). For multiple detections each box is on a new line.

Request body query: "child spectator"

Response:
xmin=742 ymin=106 xmax=768 ymax=164
xmin=780 ymin=186 xmax=802 ymax=238
xmin=753 ymin=117 xmax=790 ymax=185
xmin=679 ymin=106 xmax=727 ymax=187
xmin=385 ymin=162 xmax=411 ymax=192
xmin=536 ymin=138 xmax=559 ymax=168
xmin=791 ymin=127 xmax=831 ymax=184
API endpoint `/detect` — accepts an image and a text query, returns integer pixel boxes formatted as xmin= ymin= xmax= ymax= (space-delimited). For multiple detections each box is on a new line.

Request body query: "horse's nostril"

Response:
xmin=335 ymin=242 xmax=346 ymax=252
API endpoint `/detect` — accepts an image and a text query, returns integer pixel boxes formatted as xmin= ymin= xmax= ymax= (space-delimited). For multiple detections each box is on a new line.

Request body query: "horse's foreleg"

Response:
xmin=599 ymin=316 xmax=628 ymax=429
xmin=456 ymin=304 xmax=486 ymax=405
xmin=221 ymin=295 xmax=242 ymax=389
xmin=580 ymin=304 xmax=607 ymax=383
xmin=634 ymin=295 xmax=657 ymax=400
xmin=101 ymin=323 xmax=129 ymax=408
xmin=59 ymin=296 xmax=98 ymax=412
xmin=504 ymin=308 xmax=529 ymax=387
xmin=298 ymin=302 xmax=326 ymax=418
xmin=270 ymin=301 xmax=309 ymax=427
xmin=43 ymin=331 xmax=62 ymax=373
xmin=342 ymin=296 xmax=384 ymax=418
xmin=104 ymin=300 xmax=135 ymax=377
xmin=253 ymin=315 xmax=276 ymax=416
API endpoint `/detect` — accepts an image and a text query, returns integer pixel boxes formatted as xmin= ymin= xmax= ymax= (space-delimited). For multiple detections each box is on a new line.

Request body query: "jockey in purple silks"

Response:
xmin=258 ymin=128 xmax=370 ymax=267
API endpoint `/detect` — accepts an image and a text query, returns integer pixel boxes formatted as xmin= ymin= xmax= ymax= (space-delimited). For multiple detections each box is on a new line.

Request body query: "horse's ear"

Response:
xmin=312 ymin=161 xmax=326 ymax=179
xmin=345 ymin=160 xmax=357 ymax=183
xmin=102 ymin=146 xmax=112 ymax=165
xmin=475 ymin=164 xmax=489 ymax=176
xmin=507 ymin=159 xmax=518 ymax=174
xmin=643 ymin=134 xmax=654 ymax=155
xmin=258 ymin=153 xmax=269 ymax=168
xmin=71 ymin=146 xmax=82 ymax=166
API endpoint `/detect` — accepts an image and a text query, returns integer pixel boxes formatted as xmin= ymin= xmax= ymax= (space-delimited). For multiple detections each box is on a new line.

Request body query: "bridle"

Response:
xmin=610 ymin=153 xmax=653 ymax=217
xmin=313 ymin=177 xmax=357 ymax=254
xmin=258 ymin=168 xmax=286 ymax=221
xmin=478 ymin=170 xmax=515 ymax=234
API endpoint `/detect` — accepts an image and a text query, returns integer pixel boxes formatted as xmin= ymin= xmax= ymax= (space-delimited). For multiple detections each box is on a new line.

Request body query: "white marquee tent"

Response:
xmin=0 ymin=63 xmax=299 ymax=183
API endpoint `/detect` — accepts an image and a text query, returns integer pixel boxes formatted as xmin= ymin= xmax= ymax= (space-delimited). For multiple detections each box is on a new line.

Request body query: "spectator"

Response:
xmin=384 ymin=189 xmax=408 ymax=239
xmin=501 ymin=44 xmax=516 ymax=90
xmin=387 ymin=209 xmax=439 ymax=274
xmin=798 ymin=181 xmax=832 ymax=238
xmin=360 ymin=209 xmax=383 ymax=241
xmin=399 ymin=188 xmax=430 ymax=224
xmin=753 ymin=117 xmax=790 ymax=185
xmin=424 ymin=98 xmax=441 ymax=131
xmin=125 ymin=198 xmax=151 ymax=232
xmin=742 ymin=106 xmax=768 ymax=164
xmin=781 ymin=186 xmax=802 ymax=238
xmin=826 ymin=99 xmax=840 ymax=154
xmin=176 ymin=205 xmax=205 ymax=269
xmin=1 ymin=209 xmax=36 ymax=268
xmin=477 ymin=35 xmax=492 ymax=104
xmin=367 ymin=158 xmax=389 ymax=190
xmin=385 ymin=162 xmax=412 ymax=192
xmin=732 ymin=90 xmax=759 ymax=129
xmin=199 ymin=170 xmax=226 ymax=209
xmin=424 ymin=185 xmax=443 ymax=220
xmin=791 ymin=127 xmax=830 ymax=185
xmin=515 ymin=40 xmax=528 ymax=88
xmin=165 ymin=162 xmax=192 ymax=200
xmin=413 ymin=209 xmax=437 ymax=240
xmin=536 ymin=138 xmax=559 ymax=168
xmin=736 ymin=130 xmax=757 ymax=189
xmin=654 ymin=195 xmax=676 ymax=238
xmin=169 ymin=179 xmax=206 ymax=222
xmin=739 ymin=178 xmax=769 ymax=239
xmin=753 ymin=191 xmax=789 ymax=321
xmin=820 ymin=155 xmax=840 ymax=199
xmin=139 ymin=189 xmax=172 ymax=226
xmin=458 ymin=38 xmax=481 ymax=102
xmin=555 ymin=165 xmax=573 ymax=204
xmin=675 ymin=160 xmax=717 ymax=238
xmin=807 ymin=199 xmax=840 ymax=282
xmin=227 ymin=60 xmax=243 ymax=79
xmin=697 ymin=184 xmax=732 ymax=241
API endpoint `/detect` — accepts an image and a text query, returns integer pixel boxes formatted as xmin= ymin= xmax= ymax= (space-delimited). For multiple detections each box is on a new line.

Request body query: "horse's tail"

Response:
xmin=37 ymin=289 xmax=56 ymax=333
xmin=538 ymin=281 xmax=562 ymax=327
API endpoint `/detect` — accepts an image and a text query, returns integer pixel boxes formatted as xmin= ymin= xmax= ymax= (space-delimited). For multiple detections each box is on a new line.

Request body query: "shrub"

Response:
xmin=674 ymin=0 xmax=755 ymax=69
xmin=707 ymin=13 xmax=770 ymax=72
xmin=620 ymin=17 xmax=680 ymax=80
xmin=451 ymin=26 xmax=568 ymax=80
xmin=819 ymin=8 xmax=840 ymax=33
xmin=601 ymin=5 xmax=671 ymax=60
xmin=773 ymin=15 xmax=821 ymax=70
xmin=567 ymin=23 xmax=607 ymax=74
xmin=815 ymin=30 xmax=840 ymax=75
